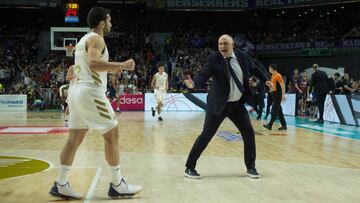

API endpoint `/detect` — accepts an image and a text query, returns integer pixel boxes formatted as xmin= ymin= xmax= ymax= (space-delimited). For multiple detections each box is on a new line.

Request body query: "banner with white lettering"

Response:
xmin=118 ymin=94 xmax=144 ymax=111
xmin=0 ymin=95 xmax=27 ymax=111
xmin=166 ymin=0 xmax=337 ymax=10
xmin=255 ymin=38 xmax=360 ymax=51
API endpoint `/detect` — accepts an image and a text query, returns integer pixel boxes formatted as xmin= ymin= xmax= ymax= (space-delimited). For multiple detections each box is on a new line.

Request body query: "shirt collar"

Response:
xmin=224 ymin=52 xmax=237 ymax=60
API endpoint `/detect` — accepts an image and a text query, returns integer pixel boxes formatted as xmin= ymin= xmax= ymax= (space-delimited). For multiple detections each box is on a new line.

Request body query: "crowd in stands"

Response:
xmin=247 ymin=18 xmax=347 ymax=44
xmin=104 ymin=24 xmax=158 ymax=97
xmin=285 ymin=68 xmax=360 ymax=117
xmin=0 ymin=24 xmax=73 ymax=110
xmin=165 ymin=26 xmax=219 ymax=92
xmin=1 ymin=12 xmax=360 ymax=111
xmin=246 ymin=12 xmax=360 ymax=44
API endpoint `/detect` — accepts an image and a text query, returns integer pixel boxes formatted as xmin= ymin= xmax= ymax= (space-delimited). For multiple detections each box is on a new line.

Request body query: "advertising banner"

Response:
xmin=0 ymin=95 xmax=27 ymax=111
xmin=119 ymin=94 xmax=144 ymax=111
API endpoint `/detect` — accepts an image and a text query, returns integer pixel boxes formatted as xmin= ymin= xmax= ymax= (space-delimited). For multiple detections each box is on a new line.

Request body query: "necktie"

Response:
xmin=226 ymin=57 xmax=244 ymax=92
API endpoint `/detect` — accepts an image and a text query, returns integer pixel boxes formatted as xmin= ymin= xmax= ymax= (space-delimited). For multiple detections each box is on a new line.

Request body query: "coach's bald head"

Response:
xmin=218 ymin=34 xmax=234 ymax=58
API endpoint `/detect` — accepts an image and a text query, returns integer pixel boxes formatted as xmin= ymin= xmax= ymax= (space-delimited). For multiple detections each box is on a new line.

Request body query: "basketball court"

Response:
xmin=1 ymin=1 xmax=360 ymax=202
xmin=0 ymin=111 xmax=359 ymax=202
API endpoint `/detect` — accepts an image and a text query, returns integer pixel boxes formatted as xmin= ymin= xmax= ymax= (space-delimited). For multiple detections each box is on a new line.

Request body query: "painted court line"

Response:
xmin=84 ymin=167 xmax=102 ymax=203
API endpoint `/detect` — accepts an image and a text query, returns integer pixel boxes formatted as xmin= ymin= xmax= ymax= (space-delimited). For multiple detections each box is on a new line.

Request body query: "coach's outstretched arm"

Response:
xmin=87 ymin=35 xmax=135 ymax=73
xmin=184 ymin=55 xmax=214 ymax=89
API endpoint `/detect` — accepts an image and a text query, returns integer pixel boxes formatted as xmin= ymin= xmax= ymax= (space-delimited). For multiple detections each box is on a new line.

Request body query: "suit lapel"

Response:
xmin=218 ymin=53 xmax=230 ymax=81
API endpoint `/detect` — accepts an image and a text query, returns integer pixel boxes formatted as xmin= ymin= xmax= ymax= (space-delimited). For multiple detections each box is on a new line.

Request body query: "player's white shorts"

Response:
xmin=154 ymin=89 xmax=166 ymax=104
xmin=68 ymin=84 xmax=118 ymax=134
xmin=65 ymin=84 xmax=74 ymax=104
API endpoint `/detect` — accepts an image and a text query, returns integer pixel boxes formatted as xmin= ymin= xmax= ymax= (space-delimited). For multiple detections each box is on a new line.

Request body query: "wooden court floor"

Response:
xmin=0 ymin=111 xmax=360 ymax=203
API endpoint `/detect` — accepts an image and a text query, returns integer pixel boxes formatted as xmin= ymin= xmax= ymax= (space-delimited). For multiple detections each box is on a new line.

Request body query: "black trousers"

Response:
xmin=185 ymin=101 xmax=256 ymax=170
xmin=268 ymin=96 xmax=287 ymax=128
xmin=317 ymin=93 xmax=327 ymax=120
xmin=295 ymin=93 xmax=300 ymax=116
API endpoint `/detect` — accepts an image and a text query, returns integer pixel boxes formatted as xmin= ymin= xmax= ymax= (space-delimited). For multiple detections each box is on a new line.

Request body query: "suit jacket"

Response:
xmin=193 ymin=50 xmax=270 ymax=116
xmin=310 ymin=70 xmax=329 ymax=95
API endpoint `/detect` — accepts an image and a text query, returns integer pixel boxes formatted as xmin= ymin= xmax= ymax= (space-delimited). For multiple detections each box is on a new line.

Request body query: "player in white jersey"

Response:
xmin=151 ymin=63 xmax=168 ymax=121
xmin=50 ymin=7 xmax=141 ymax=200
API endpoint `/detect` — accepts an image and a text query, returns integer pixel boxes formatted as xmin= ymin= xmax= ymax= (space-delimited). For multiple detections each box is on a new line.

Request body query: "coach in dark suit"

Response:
xmin=184 ymin=34 xmax=269 ymax=179
xmin=309 ymin=64 xmax=329 ymax=123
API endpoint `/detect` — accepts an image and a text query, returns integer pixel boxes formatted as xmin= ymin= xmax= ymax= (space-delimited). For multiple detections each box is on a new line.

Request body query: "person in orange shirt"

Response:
xmin=263 ymin=64 xmax=287 ymax=130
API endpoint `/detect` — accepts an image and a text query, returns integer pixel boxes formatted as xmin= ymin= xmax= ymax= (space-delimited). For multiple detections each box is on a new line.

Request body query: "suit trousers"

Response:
xmin=317 ymin=93 xmax=327 ymax=120
xmin=185 ymin=101 xmax=256 ymax=170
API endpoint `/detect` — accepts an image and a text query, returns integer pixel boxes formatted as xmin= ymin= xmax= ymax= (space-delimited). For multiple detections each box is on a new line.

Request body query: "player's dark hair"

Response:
xmin=157 ymin=62 xmax=165 ymax=69
xmin=269 ymin=64 xmax=278 ymax=71
xmin=87 ymin=7 xmax=111 ymax=29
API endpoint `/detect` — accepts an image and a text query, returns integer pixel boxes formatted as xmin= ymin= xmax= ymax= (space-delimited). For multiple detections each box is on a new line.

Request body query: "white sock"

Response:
xmin=57 ymin=164 xmax=71 ymax=185
xmin=110 ymin=165 xmax=122 ymax=186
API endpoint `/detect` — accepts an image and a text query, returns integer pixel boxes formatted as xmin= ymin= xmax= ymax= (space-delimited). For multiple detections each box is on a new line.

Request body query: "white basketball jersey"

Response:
xmin=154 ymin=72 xmax=168 ymax=90
xmin=74 ymin=32 xmax=109 ymax=92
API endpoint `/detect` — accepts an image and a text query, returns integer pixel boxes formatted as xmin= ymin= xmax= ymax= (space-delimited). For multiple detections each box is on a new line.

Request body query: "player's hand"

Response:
xmin=282 ymin=95 xmax=286 ymax=102
xmin=184 ymin=75 xmax=195 ymax=89
xmin=122 ymin=59 xmax=135 ymax=71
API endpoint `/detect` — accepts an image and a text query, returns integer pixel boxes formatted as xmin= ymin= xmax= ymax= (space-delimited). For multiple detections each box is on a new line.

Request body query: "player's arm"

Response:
xmin=151 ymin=75 xmax=156 ymax=89
xmin=309 ymin=73 xmax=315 ymax=93
xmin=281 ymin=80 xmax=286 ymax=100
xmin=185 ymin=55 xmax=214 ymax=89
xmin=111 ymin=74 xmax=117 ymax=89
xmin=87 ymin=36 xmax=134 ymax=73
xmin=65 ymin=65 xmax=74 ymax=81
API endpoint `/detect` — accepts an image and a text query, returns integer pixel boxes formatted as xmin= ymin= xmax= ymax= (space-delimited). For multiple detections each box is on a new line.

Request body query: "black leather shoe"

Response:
xmin=151 ymin=107 xmax=155 ymax=117
xmin=263 ymin=124 xmax=272 ymax=130
xmin=247 ymin=168 xmax=260 ymax=179
xmin=184 ymin=168 xmax=201 ymax=179
xmin=278 ymin=126 xmax=287 ymax=130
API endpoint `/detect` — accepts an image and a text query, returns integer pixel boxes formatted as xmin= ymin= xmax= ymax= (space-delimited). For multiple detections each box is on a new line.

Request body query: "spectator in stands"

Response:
xmin=288 ymin=68 xmax=302 ymax=116
xmin=31 ymin=96 xmax=45 ymax=110
xmin=298 ymin=72 xmax=309 ymax=116
xmin=0 ymin=82 xmax=4 ymax=94
xmin=341 ymin=73 xmax=356 ymax=94
xmin=249 ymin=76 xmax=265 ymax=120
xmin=333 ymin=72 xmax=342 ymax=94
xmin=354 ymin=80 xmax=360 ymax=94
